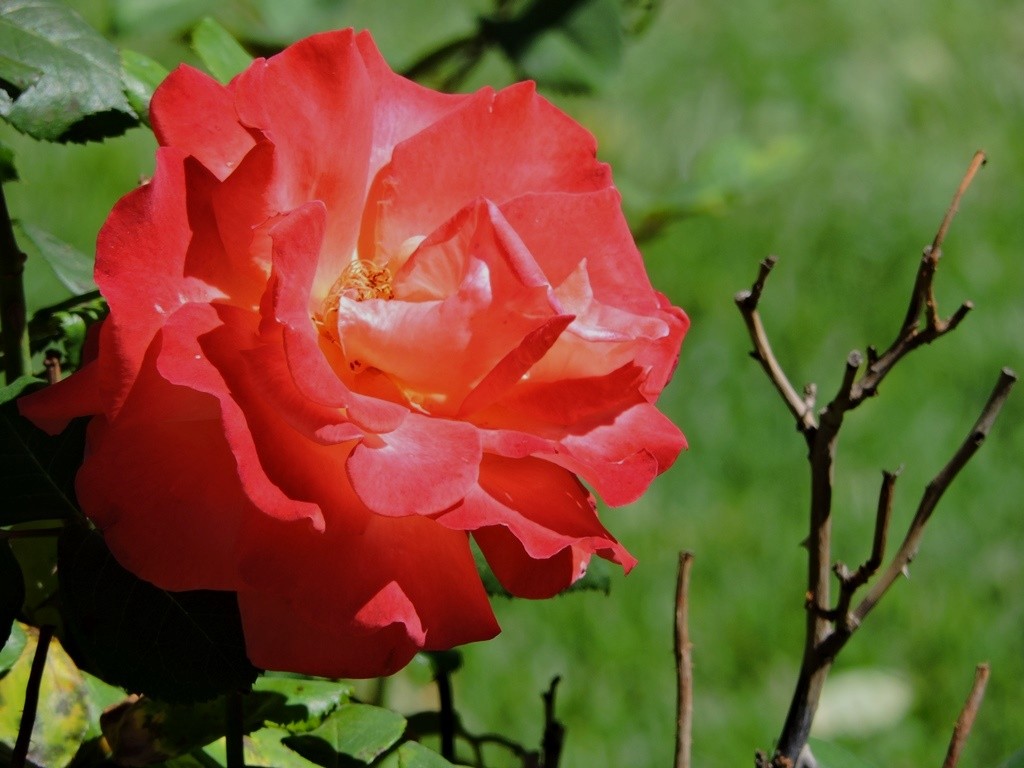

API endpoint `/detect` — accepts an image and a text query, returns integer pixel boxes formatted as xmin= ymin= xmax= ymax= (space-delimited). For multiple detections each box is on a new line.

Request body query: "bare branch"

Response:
xmin=752 ymin=153 xmax=1003 ymax=767
xmin=541 ymin=677 xmax=564 ymax=768
xmin=854 ymin=153 xmax=986 ymax=404
xmin=11 ymin=626 xmax=55 ymax=768
xmin=941 ymin=663 xmax=990 ymax=768
xmin=933 ymin=151 xmax=987 ymax=255
xmin=675 ymin=552 xmax=695 ymax=768
xmin=735 ymin=256 xmax=817 ymax=435
xmin=853 ymin=368 xmax=1016 ymax=623
xmin=831 ymin=469 xmax=899 ymax=630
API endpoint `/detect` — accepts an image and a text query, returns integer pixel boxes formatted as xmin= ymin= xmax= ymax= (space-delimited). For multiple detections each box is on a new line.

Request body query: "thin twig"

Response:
xmin=225 ymin=691 xmax=245 ymax=768
xmin=11 ymin=625 xmax=55 ymax=768
xmin=44 ymin=351 xmax=61 ymax=384
xmin=541 ymin=677 xmax=564 ymax=768
xmin=941 ymin=663 xmax=990 ymax=768
xmin=933 ymin=152 xmax=987 ymax=254
xmin=436 ymin=659 xmax=456 ymax=762
xmin=852 ymin=368 xmax=1016 ymax=624
xmin=735 ymin=256 xmax=817 ymax=436
xmin=855 ymin=153 xmax=986 ymax=404
xmin=832 ymin=468 xmax=899 ymax=625
xmin=674 ymin=552 xmax=695 ymax=768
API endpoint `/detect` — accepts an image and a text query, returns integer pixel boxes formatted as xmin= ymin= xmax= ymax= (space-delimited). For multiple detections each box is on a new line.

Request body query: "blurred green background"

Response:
xmin=3 ymin=1 xmax=1022 ymax=767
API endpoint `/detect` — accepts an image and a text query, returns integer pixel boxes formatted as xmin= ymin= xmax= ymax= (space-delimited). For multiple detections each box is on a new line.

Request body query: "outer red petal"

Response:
xmin=157 ymin=302 xmax=328 ymax=529
xmin=75 ymin=337 xmax=249 ymax=591
xmin=361 ymin=81 xmax=612 ymax=265
xmin=436 ymin=456 xmax=635 ymax=599
xmin=17 ymin=359 xmax=102 ymax=433
xmin=238 ymin=513 xmax=499 ymax=678
xmin=353 ymin=30 xmax=470 ymax=183
xmin=436 ymin=455 xmax=635 ymax=576
xmin=151 ymin=65 xmax=255 ymax=180
xmin=554 ymin=403 xmax=687 ymax=506
xmin=473 ymin=526 xmax=588 ymax=600
xmin=232 ymin=30 xmax=375 ymax=300
xmin=95 ymin=149 xmax=223 ymax=415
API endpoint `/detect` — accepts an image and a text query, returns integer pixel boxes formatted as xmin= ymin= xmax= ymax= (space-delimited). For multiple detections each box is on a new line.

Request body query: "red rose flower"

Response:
xmin=20 ymin=30 xmax=687 ymax=677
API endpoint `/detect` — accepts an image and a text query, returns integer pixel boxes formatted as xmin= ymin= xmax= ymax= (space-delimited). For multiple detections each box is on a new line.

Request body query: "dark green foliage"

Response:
xmin=481 ymin=0 xmax=624 ymax=92
xmin=0 ymin=0 xmax=140 ymax=142
xmin=0 ymin=375 xmax=85 ymax=525
xmin=57 ymin=526 xmax=259 ymax=703
xmin=0 ymin=543 xmax=24 ymax=650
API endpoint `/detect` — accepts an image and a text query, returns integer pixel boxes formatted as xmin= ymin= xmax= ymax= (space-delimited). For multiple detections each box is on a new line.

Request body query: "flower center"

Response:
xmin=332 ymin=259 xmax=395 ymax=302
xmin=315 ymin=259 xmax=395 ymax=351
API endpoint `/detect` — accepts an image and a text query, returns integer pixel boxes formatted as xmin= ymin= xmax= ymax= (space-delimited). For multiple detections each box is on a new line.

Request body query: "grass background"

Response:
xmin=3 ymin=1 xmax=1023 ymax=767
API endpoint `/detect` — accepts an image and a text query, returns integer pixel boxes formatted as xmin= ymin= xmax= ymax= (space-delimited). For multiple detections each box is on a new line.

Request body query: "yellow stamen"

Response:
xmin=315 ymin=260 xmax=394 ymax=344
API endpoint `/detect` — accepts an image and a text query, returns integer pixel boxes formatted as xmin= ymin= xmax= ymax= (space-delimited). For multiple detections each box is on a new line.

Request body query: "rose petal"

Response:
xmin=266 ymin=202 xmax=408 ymax=433
xmin=158 ymin=302 xmax=329 ymax=529
xmin=362 ymin=81 xmax=612 ymax=264
xmin=500 ymin=189 xmax=661 ymax=313
xmin=151 ymin=65 xmax=255 ymax=180
xmin=554 ymin=403 xmax=687 ymax=506
xmin=353 ymin=30 xmax=469 ymax=183
xmin=75 ymin=338 xmax=247 ymax=591
xmin=17 ymin=358 xmax=102 ymax=434
xmin=95 ymin=149 xmax=224 ymax=415
xmin=347 ymin=413 xmax=481 ymax=517
xmin=473 ymin=526 xmax=588 ymax=599
xmin=238 ymin=513 xmax=499 ymax=677
xmin=491 ymin=363 xmax=648 ymax=426
xmin=337 ymin=201 xmax=570 ymax=415
xmin=438 ymin=455 xmax=634 ymax=562
xmin=232 ymin=30 xmax=375 ymax=299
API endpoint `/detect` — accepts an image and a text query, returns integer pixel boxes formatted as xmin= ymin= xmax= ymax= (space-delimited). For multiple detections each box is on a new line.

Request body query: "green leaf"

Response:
xmin=202 ymin=726 xmax=322 ymax=768
xmin=81 ymin=670 xmax=128 ymax=740
xmin=283 ymin=703 xmax=407 ymax=766
xmin=121 ymin=48 xmax=169 ymax=127
xmin=0 ymin=0 xmax=139 ymax=142
xmin=808 ymin=738 xmax=881 ymax=768
xmin=16 ymin=221 xmax=97 ymax=295
xmin=0 ymin=543 xmax=24 ymax=650
xmin=58 ymin=525 xmax=259 ymax=703
xmin=250 ymin=676 xmax=353 ymax=732
xmin=191 ymin=17 xmax=253 ymax=84
xmin=0 ymin=376 xmax=86 ymax=525
xmin=481 ymin=0 xmax=624 ymax=93
xmin=0 ymin=139 xmax=16 ymax=182
xmin=0 ymin=621 xmax=26 ymax=674
xmin=620 ymin=0 xmax=662 ymax=35
xmin=396 ymin=741 xmax=459 ymax=768
xmin=0 ymin=625 xmax=90 ymax=766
